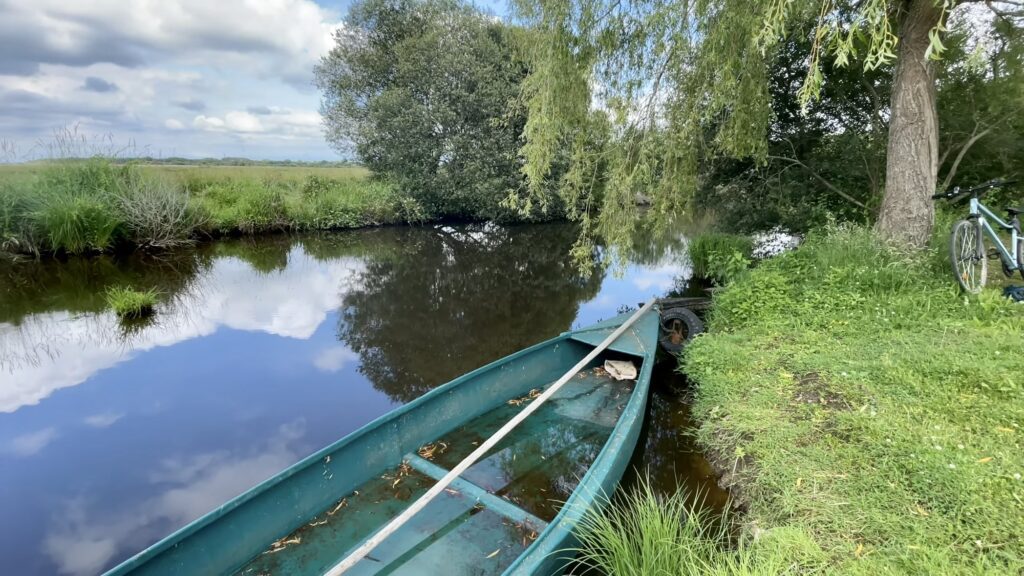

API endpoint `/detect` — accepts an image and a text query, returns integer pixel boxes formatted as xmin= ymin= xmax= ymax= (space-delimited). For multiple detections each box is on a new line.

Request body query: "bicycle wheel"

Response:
xmin=1018 ymin=236 xmax=1023 ymax=280
xmin=950 ymin=219 xmax=987 ymax=293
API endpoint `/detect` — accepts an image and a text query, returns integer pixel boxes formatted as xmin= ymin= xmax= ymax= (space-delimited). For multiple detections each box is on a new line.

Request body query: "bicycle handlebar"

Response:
xmin=932 ymin=179 xmax=1017 ymax=201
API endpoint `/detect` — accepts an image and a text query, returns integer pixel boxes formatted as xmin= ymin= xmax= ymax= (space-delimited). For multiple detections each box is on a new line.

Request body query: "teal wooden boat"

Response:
xmin=104 ymin=305 xmax=660 ymax=576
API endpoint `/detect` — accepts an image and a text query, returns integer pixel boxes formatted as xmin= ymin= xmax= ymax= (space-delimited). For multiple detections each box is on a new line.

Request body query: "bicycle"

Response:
xmin=932 ymin=179 xmax=1023 ymax=294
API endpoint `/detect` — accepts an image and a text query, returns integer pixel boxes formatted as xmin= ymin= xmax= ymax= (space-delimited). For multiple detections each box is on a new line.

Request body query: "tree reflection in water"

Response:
xmin=337 ymin=223 xmax=604 ymax=403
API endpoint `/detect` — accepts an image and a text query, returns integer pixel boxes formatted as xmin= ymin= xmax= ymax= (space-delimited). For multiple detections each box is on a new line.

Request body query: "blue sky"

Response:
xmin=0 ymin=0 xmax=509 ymax=161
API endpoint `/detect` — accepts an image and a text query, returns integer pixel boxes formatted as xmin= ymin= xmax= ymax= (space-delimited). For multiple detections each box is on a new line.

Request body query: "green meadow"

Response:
xmin=0 ymin=161 xmax=419 ymax=257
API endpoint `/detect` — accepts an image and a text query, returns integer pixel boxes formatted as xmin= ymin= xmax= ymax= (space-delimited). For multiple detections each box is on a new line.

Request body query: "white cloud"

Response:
xmin=0 ymin=1 xmax=340 ymax=84
xmin=0 ymin=1 xmax=343 ymax=159
xmin=7 ymin=427 xmax=59 ymax=456
xmin=223 ymin=111 xmax=264 ymax=133
xmin=193 ymin=109 xmax=321 ymax=139
xmin=192 ymin=114 xmax=225 ymax=130
xmin=84 ymin=412 xmax=123 ymax=428
xmin=313 ymin=346 xmax=358 ymax=373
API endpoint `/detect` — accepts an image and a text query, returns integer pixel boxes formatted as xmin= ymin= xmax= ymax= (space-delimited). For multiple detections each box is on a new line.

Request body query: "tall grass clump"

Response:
xmin=1 ymin=159 xmax=126 ymax=254
xmin=105 ymin=286 xmax=159 ymax=318
xmin=35 ymin=192 xmax=122 ymax=253
xmin=687 ymin=232 xmax=753 ymax=285
xmin=191 ymin=178 xmax=290 ymax=234
xmin=0 ymin=181 xmax=43 ymax=255
xmin=572 ymin=479 xmax=819 ymax=575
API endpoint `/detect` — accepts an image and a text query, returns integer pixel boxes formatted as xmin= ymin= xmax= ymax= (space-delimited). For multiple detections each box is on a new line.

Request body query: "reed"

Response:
xmin=571 ymin=478 xmax=798 ymax=575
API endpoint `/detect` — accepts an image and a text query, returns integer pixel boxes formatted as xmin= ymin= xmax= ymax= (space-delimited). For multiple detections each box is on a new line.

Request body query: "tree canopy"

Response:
xmin=315 ymin=0 xmax=533 ymax=221
xmin=510 ymin=0 xmax=1022 ymax=250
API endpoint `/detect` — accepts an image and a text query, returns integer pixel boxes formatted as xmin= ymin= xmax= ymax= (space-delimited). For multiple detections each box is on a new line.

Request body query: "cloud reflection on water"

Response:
xmin=42 ymin=420 xmax=307 ymax=576
xmin=0 ymin=250 xmax=365 ymax=414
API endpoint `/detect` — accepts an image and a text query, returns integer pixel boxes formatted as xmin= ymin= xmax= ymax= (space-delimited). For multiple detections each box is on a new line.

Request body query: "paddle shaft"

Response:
xmin=323 ymin=298 xmax=657 ymax=576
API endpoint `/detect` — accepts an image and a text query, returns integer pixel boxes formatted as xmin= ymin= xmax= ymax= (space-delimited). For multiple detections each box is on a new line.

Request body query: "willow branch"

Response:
xmin=767 ymin=154 xmax=868 ymax=210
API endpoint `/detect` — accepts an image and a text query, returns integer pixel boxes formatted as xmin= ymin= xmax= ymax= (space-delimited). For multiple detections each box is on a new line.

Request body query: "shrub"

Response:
xmin=105 ymin=286 xmax=159 ymax=318
xmin=113 ymin=171 xmax=204 ymax=248
xmin=687 ymin=232 xmax=754 ymax=285
xmin=301 ymin=174 xmax=332 ymax=200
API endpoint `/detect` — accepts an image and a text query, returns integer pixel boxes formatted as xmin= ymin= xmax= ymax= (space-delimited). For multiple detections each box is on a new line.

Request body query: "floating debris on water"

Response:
xmin=485 ymin=548 xmax=501 ymax=559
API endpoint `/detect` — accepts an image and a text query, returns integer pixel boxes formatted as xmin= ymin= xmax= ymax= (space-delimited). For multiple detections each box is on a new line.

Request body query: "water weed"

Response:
xmin=105 ymin=286 xmax=159 ymax=319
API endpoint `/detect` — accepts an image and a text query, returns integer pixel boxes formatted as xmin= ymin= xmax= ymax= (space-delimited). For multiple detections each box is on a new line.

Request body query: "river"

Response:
xmin=0 ymin=222 xmax=725 ymax=575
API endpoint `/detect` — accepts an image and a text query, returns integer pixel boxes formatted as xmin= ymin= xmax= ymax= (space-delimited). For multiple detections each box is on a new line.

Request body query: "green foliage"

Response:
xmin=25 ymin=160 xmax=127 ymax=253
xmin=105 ymin=285 xmax=159 ymax=319
xmin=193 ymin=179 xmax=290 ymax=234
xmin=0 ymin=180 xmax=43 ymax=255
xmin=36 ymin=193 xmax=122 ymax=253
xmin=757 ymin=1 xmax=953 ymax=107
xmin=513 ymin=0 xmax=1021 ymax=250
xmin=315 ymin=0 xmax=539 ymax=221
xmin=685 ymin=225 xmax=1024 ymax=574
xmin=935 ymin=15 xmax=1024 ymax=198
xmin=574 ymin=478 xmax=825 ymax=575
xmin=688 ymin=233 xmax=754 ymax=285
xmin=0 ymin=160 xmax=422 ymax=256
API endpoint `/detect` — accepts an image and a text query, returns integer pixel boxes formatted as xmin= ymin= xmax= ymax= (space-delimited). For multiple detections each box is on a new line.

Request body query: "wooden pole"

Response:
xmin=322 ymin=298 xmax=658 ymax=576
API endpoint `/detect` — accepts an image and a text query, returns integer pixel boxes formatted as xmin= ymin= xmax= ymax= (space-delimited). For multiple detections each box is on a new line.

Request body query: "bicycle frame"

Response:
xmin=970 ymin=197 xmax=1020 ymax=271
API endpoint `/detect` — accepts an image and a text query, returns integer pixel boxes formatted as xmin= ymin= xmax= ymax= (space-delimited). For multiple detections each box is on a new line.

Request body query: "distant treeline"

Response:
xmin=111 ymin=157 xmax=364 ymax=168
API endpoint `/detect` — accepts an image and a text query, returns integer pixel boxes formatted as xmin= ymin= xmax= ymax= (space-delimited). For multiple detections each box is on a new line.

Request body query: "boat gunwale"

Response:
xmin=501 ymin=311 xmax=658 ymax=575
xmin=103 ymin=322 xmax=610 ymax=575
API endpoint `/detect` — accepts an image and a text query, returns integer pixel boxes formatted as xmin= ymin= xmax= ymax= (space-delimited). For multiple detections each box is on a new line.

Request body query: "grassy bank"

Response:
xmin=668 ymin=225 xmax=1024 ymax=574
xmin=0 ymin=160 xmax=421 ymax=256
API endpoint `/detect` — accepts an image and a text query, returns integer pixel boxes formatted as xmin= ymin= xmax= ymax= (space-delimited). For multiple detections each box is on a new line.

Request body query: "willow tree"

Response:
xmin=512 ymin=0 xmax=1021 ymax=249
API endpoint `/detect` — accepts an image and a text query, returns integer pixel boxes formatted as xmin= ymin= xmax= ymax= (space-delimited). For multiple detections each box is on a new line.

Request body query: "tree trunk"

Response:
xmin=875 ymin=0 xmax=942 ymax=247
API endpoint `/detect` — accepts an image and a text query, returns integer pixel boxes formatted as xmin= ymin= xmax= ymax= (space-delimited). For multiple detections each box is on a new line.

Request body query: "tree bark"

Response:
xmin=875 ymin=0 xmax=942 ymax=247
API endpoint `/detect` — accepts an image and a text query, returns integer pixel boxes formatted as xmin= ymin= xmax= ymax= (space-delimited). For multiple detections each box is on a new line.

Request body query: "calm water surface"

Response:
xmin=0 ymin=223 xmax=719 ymax=576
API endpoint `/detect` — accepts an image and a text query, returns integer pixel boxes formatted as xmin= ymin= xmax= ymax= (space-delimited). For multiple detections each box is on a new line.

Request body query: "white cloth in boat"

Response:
xmin=603 ymin=360 xmax=637 ymax=381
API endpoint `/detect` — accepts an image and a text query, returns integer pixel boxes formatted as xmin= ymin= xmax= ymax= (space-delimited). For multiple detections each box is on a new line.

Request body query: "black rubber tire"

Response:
xmin=658 ymin=307 xmax=705 ymax=354
xmin=950 ymin=219 xmax=987 ymax=294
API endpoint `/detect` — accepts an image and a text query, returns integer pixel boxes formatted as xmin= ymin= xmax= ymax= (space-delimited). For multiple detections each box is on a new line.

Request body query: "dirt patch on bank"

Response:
xmin=793 ymin=372 xmax=851 ymax=411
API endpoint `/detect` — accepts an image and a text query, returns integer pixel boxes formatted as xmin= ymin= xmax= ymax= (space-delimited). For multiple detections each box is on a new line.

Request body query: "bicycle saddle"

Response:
xmin=1008 ymin=206 xmax=1023 ymax=216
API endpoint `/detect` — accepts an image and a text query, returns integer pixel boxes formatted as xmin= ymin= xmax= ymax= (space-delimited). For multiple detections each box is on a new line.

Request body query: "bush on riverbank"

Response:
xmin=686 ymin=232 xmax=753 ymax=285
xmin=0 ymin=160 xmax=422 ymax=256
xmin=683 ymin=225 xmax=1024 ymax=573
